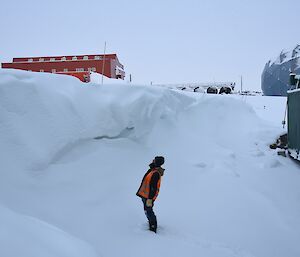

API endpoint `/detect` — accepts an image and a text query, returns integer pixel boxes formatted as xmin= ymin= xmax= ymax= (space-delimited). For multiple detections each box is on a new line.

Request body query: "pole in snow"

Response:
xmin=240 ymin=75 xmax=243 ymax=93
xmin=101 ymin=41 xmax=107 ymax=85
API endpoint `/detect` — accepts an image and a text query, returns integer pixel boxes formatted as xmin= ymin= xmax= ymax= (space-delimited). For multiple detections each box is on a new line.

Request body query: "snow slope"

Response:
xmin=0 ymin=69 xmax=299 ymax=257
xmin=0 ymin=204 xmax=98 ymax=257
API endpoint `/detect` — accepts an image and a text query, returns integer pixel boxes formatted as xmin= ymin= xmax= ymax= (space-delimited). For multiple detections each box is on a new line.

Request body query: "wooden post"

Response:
xmin=240 ymin=75 xmax=243 ymax=93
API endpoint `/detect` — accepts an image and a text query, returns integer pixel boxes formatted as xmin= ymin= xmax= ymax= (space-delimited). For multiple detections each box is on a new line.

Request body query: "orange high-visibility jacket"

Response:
xmin=136 ymin=169 xmax=161 ymax=200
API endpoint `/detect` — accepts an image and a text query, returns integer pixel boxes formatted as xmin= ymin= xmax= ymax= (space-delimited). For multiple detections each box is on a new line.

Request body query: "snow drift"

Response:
xmin=0 ymin=69 xmax=193 ymax=171
xmin=0 ymin=69 xmax=299 ymax=257
xmin=0 ymin=204 xmax=98 ymax=257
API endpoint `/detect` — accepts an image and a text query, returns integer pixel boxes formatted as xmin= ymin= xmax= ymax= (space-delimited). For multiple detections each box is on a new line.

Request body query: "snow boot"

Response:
xmin=149 ymin=224 xmax=157 ymax=233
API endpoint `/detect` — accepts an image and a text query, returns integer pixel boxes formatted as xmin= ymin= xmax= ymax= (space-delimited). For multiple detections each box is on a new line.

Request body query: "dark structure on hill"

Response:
xmin=261 ymin=45 xmax=300 ymax=96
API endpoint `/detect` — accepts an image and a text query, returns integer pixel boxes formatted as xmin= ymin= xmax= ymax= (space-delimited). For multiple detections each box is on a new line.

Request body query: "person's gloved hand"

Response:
xmin=146 ymin=199 xmax=153 ymax=207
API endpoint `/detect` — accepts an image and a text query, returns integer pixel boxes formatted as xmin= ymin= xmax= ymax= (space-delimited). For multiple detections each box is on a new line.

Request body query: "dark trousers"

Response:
xmin=141 ymin=198 xmax=157 ymax=230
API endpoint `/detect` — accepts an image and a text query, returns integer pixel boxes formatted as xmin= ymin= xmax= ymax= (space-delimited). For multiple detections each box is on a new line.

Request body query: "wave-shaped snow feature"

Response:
xmin=0 ymin=69 xmax=196 ymax=170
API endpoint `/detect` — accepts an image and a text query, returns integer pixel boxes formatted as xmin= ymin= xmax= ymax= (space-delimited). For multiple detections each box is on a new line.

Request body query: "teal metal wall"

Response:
xmin=288 ymin=90 xmax=300 ymax=159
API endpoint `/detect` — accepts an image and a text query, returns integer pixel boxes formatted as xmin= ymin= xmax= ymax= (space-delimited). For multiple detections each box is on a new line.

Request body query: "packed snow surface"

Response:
xmin=0 ymin=69 xmax=299 ymax=257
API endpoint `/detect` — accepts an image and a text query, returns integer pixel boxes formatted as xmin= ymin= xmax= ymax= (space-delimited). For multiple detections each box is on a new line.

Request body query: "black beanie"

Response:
xmin=154 ymin=156 xmax=165 ymax=167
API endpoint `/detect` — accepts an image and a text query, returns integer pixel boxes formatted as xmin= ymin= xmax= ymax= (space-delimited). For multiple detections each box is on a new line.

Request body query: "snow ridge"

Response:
xmin=0 ymin=69 xmax=195 ymax=170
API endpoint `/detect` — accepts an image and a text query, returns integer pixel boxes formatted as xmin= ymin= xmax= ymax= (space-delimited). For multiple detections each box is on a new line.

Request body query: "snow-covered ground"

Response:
xmin=0 ymin=69 xmax=299 ymax=257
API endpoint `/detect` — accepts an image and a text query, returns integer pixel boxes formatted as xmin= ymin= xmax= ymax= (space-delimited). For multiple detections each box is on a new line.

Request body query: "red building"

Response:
xmin=1 ymin=54 xmax=125 ymax=82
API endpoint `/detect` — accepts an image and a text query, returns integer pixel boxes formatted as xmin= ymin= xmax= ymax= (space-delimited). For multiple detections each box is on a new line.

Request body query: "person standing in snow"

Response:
xmin=136 ymin=156 xmax=165 ymax=233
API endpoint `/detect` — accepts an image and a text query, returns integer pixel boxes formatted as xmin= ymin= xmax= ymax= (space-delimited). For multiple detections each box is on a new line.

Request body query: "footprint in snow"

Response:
xmin=194 ymin=162 xmax=207 ymax=168
xmin=251 ymin=150 xmax=265 ymax=157
xmin=263 ymin=159 xmax=282 ymax=168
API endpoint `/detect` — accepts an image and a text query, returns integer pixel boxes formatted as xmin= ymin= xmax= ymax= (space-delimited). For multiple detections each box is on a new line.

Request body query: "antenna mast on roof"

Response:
xmin=101 ymin=41 xmax=107 ymax=85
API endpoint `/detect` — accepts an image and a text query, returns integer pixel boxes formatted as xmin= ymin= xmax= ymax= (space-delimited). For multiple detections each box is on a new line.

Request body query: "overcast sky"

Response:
xmin=1 ymin=0 xmax=300 ymax=89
